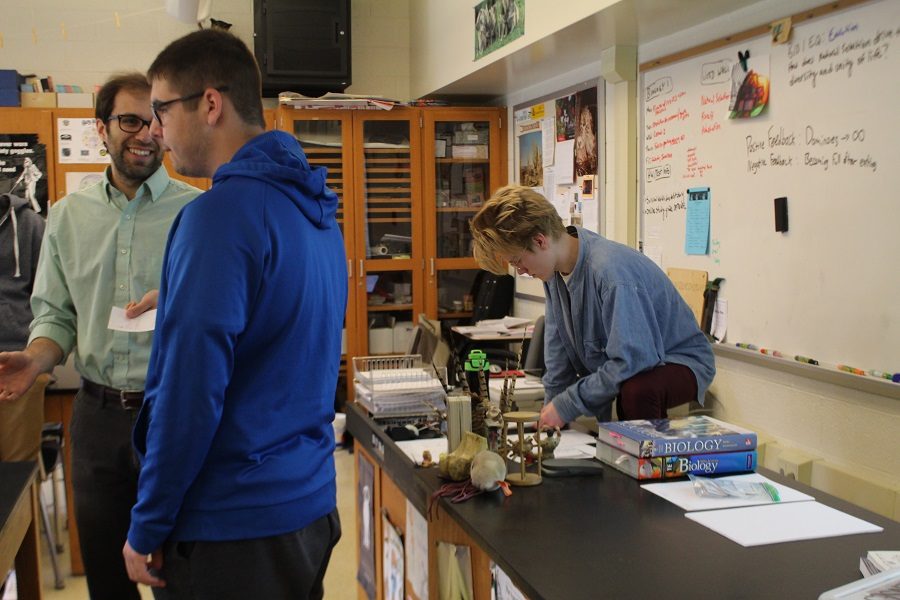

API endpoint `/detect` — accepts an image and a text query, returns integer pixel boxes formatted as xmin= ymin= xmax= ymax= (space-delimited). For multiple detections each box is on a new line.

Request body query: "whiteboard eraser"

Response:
xmin=774 ymin=196 xmax=788 ymax=232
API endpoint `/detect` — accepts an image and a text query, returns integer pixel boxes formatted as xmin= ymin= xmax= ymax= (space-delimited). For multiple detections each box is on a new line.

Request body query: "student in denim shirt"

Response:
xmin=471 ymin=185 xmax=715 ymax=427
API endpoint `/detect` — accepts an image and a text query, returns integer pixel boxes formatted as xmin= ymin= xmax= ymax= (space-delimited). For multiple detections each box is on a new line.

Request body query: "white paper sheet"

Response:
xmin=555 ymin=139 xmax=575 ymax=184
xmin=542 ymin=118 xmax=556 ymax=167
xmin=549 ymin=430 xmax=596 ymax=459
xmin=107 ymin=306 xmax=156 ymax=332
xmin=405 ymin=500 xmax=429 ymax=600
xmin=685 ymin=501 xmax=883 ymax=547
xmin=642 ymin=473 xmax=814 ymax=511
xmin=395 ymin=438 xmax=448 ymax=465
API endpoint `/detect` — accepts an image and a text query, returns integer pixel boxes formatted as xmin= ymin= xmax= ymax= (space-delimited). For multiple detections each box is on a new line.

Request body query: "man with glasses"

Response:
xmin=123 ymin=30 xmax=346 ymax=599
xmin=0 ymin=72 xmax=199 ymax=600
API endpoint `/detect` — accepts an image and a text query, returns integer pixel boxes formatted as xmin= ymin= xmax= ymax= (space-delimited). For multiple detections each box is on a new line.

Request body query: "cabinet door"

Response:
xmin=278 ymin=108 xmax=357 ymax=366
xmin=422 ymin=109 xmax=505 ymax=321
xmin=352 ymin=110 xmax=423 ymax=356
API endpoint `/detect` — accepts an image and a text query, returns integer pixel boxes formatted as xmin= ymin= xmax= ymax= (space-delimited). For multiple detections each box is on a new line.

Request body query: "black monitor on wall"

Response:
xmin=253 ymin=0 xmax=351 ymax=98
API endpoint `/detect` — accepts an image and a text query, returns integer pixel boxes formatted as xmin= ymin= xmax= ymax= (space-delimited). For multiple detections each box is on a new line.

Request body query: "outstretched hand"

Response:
xmin=0 ymin=351 xmax=40 ymax=403
xmin=125 ymin=289 xmax=160 ymax=319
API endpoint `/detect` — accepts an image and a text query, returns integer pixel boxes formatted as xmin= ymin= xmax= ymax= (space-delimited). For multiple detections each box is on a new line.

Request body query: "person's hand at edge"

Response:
xmin=539 ymin=401 xmax=566 ymax=430
xmin=0 ymin=339 xmax=61 ymax=402
xmin=123 ymin=541 xmax=166 ymax=587
xmin=125 ymin=289 xmax=159 ymax=319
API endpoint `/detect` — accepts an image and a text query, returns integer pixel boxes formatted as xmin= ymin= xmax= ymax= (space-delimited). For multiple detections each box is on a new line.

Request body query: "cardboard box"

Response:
xmin=56 ymin=92 xmax=94 ymax=108
xmin=20 ymin=92 xmax=57 ymax=108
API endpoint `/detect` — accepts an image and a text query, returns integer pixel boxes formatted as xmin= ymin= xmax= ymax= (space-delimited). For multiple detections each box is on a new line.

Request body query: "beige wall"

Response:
xmin=2 ymin=0 xmax=409 ymax=101
xmin=347 ymin=0 xmax=410 ymax=100
xmin=1 ymin=0 xmax=253 ymax=92
xmin=410 ymin=0 xmax=618 ymax=100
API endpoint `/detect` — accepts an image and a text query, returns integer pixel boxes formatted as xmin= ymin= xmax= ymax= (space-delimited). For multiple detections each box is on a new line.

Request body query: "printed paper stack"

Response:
xmin=595 ymin=415 xmax=758 ymax=480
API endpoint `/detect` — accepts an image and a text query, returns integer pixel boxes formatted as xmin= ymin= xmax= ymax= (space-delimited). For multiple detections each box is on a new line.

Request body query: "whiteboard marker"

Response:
xmin=867 ymin=370 xmax=894 ymax=381
xmin=837 ymin=364 xmax=866 ymax=376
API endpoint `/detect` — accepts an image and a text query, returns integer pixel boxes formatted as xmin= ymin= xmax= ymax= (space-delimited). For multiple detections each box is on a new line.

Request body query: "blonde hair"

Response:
xmin=470 ymin=185 xmax=566 ymax=273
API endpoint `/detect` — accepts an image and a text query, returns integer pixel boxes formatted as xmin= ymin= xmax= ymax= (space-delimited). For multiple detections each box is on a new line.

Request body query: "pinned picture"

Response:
xmin=555 ymin=94 xmax=576 ymax=141
xmin=574 ymin=87 xmax=598 ymax=176
xmin=0 ymin=134 xmax=49 ymax=215
xmin=771 ymin=17 xmax=792 ymax=45
xmin=728 ymin=50 xmax=770 ymax=119
xmin=580 ymin=175 xmax=595 ymax=200
xmin=518 ymin=130 xmax=543 ymax=187
xmin=474 ymin=0 xmax=525 ymax=60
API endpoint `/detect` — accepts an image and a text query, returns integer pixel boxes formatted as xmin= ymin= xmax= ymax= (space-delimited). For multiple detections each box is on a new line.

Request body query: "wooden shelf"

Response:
xmin=366 ymin=303 xmax=414 ymax=312
xmin=436 ymin=158 xmax=490 ymax=164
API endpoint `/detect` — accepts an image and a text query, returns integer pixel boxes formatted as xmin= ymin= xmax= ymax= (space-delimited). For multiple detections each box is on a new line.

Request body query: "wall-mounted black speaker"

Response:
xmin=253 ymin=0 xmax=351 ymax=98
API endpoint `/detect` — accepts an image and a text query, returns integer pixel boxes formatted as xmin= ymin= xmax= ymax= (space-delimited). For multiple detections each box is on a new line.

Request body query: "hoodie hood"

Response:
xmin=212 ymin=131 xmax=338 ymax=229
xmin=0 ymin=193 xmax=33 ymax=278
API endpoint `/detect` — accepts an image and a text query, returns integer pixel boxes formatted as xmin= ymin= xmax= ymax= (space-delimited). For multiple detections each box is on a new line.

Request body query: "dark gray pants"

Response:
xmin=70 ymin=387 xmax=142 ymax=600
xmin=153 ymin=509 xmax=341 ymax=600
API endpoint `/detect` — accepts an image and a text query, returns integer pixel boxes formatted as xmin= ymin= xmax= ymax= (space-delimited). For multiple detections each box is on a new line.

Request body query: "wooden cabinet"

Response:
xmin=277 ymin=106 xmax=506 ymax=368
xmin=422 ymin=109 xmax=506 ymax=324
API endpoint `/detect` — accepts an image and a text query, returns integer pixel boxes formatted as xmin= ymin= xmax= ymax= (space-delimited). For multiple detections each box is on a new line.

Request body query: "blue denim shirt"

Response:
xmin=543 ymin=227 xmax=715 ymax=422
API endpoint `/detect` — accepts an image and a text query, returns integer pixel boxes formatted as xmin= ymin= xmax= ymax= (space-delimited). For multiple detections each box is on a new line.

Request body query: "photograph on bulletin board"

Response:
xmin=555 ymin=94 xmax=576 ymax=141
xmin=0 ymin=134 xmax=49 ymax=216
xmin=518 ymin=129 xmax=543 ymax=187
xmin=574 ymin=87 xmax=598 ymax=177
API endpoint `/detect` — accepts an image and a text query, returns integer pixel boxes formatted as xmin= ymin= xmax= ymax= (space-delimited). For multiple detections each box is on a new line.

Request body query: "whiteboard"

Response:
xmin=640 ymin=0 xmax=900 ymax=371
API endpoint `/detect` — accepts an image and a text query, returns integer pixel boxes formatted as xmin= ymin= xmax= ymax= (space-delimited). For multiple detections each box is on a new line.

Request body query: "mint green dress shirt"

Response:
xmin=29 ymin=166 xmax=199 ymax=390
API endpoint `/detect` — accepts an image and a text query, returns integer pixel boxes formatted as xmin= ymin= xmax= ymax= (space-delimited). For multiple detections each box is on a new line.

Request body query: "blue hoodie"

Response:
xmin=128 ymin=131 xmax=348 ymax=554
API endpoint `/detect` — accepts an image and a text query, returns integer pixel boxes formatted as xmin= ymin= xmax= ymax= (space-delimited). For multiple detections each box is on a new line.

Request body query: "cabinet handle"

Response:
xmin=347 ymin=259 xmax=352 ymax=278
xmin=359 ymin=259 xmax=364 ymax=279
xmin=430 ymin=258 xmax=435 ymax=277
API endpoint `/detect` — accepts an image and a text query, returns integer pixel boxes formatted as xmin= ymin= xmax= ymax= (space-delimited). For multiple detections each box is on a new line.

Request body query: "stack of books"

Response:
xmin=595 ymin=415 xmax=758 ymax=480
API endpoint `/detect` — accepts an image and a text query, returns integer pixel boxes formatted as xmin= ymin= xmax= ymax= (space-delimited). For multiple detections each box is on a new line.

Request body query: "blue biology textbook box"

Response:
xmin=596 ymin=415 xmax=757 ymax=458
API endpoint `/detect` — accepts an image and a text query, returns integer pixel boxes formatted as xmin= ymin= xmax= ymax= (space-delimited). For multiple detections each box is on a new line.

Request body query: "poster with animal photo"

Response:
xmin=474 ymin=0 xmax=524 ymax=60
xmin=0 ymin=134 xmax=49 ymax=215
xmin=574 ymin=87 xmax=598 ymax=177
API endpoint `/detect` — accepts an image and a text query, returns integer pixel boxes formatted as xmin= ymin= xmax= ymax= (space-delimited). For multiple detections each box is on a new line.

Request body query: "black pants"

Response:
xmin=70 ymin=387 xmax=142 ymax=600
xmin=153 ymin=509 xmax=342 ymax=600
xmin=616 ymin=363 xmax=698 ymax=421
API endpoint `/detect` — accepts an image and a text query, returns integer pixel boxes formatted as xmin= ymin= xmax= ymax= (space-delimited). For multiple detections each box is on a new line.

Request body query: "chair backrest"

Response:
xmin=523 ymin=315 xmax=545 ymax=377
xmin=470 ymin=270 xmax=514 ymax=323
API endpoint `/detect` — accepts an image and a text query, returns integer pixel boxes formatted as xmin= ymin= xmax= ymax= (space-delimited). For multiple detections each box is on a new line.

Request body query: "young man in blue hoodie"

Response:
xmin=123 ymin=30 xmax=347 ymax=598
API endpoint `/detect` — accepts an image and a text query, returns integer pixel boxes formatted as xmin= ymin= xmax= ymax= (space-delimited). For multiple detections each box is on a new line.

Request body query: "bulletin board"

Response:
xmin=639 ymin=0 xmax=900 ymax=372
xmin=513 ymin=80 xmax=604 ymax=299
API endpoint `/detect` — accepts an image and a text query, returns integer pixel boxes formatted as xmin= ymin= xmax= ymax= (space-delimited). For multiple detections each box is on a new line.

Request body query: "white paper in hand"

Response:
xmin=107 ymin=306 xmax=157 ymax=332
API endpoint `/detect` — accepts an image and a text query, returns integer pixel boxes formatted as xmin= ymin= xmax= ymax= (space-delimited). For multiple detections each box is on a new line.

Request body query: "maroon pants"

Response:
xmin=615 ymin=363 xmax=698 ymax=421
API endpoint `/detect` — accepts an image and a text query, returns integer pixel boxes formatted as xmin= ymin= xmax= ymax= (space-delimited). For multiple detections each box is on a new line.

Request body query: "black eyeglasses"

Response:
xmin=107 ymin=114 xmax=153 ymax=133
xmin=151 ymin=86 xmax=230 ymax=125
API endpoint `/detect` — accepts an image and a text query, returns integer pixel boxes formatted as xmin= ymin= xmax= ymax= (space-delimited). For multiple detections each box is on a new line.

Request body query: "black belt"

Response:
xmin=81 ymin=379 xmax=144 ymax=410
